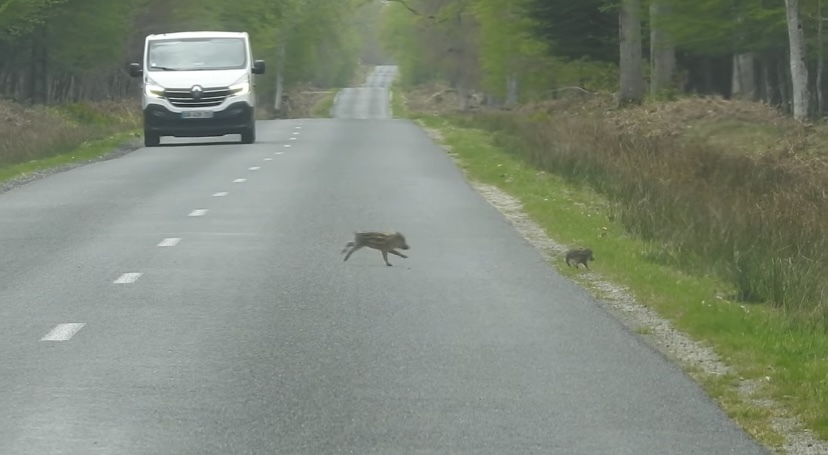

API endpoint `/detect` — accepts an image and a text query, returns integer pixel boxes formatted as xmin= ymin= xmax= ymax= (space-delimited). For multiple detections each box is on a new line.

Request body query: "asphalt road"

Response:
xmin=0 ymin=65 xmax=770 ymax=454
xmin=330 ymin=64 xmax=395 ymax=119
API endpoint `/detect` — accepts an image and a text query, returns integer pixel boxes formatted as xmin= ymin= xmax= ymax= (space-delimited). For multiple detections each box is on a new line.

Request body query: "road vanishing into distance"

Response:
xmin=0 ymin=65 xmax=770 ymax=454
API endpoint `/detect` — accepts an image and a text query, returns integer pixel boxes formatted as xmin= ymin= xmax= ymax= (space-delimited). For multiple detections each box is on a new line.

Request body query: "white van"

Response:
xmin=128 ymin=31 xmax=266 ymax=147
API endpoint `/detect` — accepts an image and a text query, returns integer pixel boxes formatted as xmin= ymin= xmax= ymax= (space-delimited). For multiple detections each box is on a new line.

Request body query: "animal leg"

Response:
xmin=389 ymin=249 xmax=407 ymax=258
xmin=343 ymin=245 xmax=362 ymax=262
xmin=381 ymin=249 xmax=392 ymax=266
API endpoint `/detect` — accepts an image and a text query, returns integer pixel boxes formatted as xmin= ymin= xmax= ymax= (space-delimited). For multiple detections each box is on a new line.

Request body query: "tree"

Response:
xmin=817 ymin=0 xmax=826 ymax=115
xmin=785 ymin=0 xmax=810 ymax=120
xmin=649 ymin=1 xmax=676 ymax=95
xmin=380 ymin=0 xmax=483 ymax=108
xmin=618 ymin=0 xmax=644 ymax=104
xmin=524 ymin=0 xmax=618 ymax=63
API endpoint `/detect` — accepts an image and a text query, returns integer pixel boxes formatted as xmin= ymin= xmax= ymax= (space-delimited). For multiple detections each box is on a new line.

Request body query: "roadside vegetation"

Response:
xmin=0 ymin=101 xmax=141 ymax=180
xmin=309 ymin=89 xmax=340 ymax=118
xmin=379 ymin=0 xmax=828 ymax=451
xmin=0 ymin=0 xmax=372 ymax=182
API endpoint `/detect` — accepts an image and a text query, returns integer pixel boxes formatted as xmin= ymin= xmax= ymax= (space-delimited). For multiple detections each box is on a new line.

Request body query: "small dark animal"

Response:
xmin=565 ymin=248 xmax=594 ymax=270
xmin=342 ymin=231 xmax=410 ymax=266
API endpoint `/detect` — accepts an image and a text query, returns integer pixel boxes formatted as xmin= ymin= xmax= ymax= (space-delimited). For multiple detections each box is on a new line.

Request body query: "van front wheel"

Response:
xmin=144 ymin=131 xmax=160 ymax=147
xmin=240 ymin=124 xmax=256 ymax=144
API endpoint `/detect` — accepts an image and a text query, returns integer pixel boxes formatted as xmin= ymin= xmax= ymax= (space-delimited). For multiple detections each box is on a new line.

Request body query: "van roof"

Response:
xmin=146 ymin=31 xmax=249 ymax=40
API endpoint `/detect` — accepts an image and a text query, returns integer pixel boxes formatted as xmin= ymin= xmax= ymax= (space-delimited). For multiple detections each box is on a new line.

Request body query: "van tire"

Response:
xmin=241 ymin=124 xmax=256 ymax=144
xmin=144 ymin=131 xmax=160 ymax=147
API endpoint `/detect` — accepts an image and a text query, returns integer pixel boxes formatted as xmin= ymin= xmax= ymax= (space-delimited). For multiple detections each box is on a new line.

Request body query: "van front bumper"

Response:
xmin=143 ymin=102 xmax=254 ymax=137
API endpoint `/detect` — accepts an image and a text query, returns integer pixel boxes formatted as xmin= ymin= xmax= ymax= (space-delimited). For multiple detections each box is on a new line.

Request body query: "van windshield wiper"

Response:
xmin=151 ymin=66 xmax=181 ymax=71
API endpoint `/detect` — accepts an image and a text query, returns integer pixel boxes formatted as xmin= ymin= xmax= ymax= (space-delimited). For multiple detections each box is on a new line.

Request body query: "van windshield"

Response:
xmin=147 ymin=37 xmax=247 ymax=71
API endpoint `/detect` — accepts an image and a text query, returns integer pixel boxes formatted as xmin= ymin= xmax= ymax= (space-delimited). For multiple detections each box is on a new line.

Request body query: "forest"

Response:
xmin=381 ymin=0 xmax=820 ymax=117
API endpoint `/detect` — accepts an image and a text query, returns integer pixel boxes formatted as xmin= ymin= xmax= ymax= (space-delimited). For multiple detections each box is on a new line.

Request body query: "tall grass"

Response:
xmin=0 ymin=99 xmax=140 ymax=166
xmin=452 ymin=96 xmax=828 ymax=326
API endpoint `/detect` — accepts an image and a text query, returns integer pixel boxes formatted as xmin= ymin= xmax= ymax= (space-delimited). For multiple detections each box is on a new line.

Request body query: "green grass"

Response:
xmin=0 ymin=100 xmax=140 ymax=168
xmin=407 ymin=112 xmax=828 ymax=452
xmin=0 ymin=129 xmax=140 ymax=185
xmin=390 ymin=84 xmax=407 ymax=118
xmin=311 ymin=89 xmax=341 ymax=118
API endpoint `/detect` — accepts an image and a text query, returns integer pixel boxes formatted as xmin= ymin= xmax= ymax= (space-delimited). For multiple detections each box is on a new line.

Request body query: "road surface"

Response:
xmin=0 ymin=65 xmax=769 ymax=454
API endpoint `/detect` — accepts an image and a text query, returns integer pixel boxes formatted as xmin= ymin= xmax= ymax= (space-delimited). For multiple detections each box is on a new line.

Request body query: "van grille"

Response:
xmin=164 ymin=87 xmax=232 ymax=108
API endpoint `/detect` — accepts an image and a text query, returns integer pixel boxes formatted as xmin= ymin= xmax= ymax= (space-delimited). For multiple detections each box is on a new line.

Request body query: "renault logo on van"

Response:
xmin=191 ymin=85 xmax=203 ymax=99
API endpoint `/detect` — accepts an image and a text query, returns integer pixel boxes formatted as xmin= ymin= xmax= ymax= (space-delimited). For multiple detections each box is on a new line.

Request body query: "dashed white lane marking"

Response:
xmin=158 ymin=238 xmax=181 ymax=247
xmin=213 ymin=192 xmax=228 ymax=197
xmin=41 ymin=323 xmax=86 ymax=341
xmin=233 ymin=178 xmax=246 ymax=183
xmin=188 ymin=209 xmax=208 ymax=217
xmin=294 ymin=126 xmax=301 ymax=130
xmin=264 ymin=158 xmax=272 ymax=161
xmin=284 ymin=144 xmax=291 ymax=148
xmin=290 ymin=137 xmax=297 ymax=141
xmin=114 ymin=272 xmax=142 ymax=284
xmin=275 ymin=152 xmax=284 ymax=155
xmin=292 ymin=131 xmax=299 ymax=135
xmin=249 ymin=166 xmax=260 ymax=171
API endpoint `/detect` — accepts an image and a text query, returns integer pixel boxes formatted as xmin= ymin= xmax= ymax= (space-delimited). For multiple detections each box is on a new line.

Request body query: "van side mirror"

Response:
xmin=128 ymin=63 xmax=143 ymax=78
xmin=252 ymin=60 xmax=265 ymax=75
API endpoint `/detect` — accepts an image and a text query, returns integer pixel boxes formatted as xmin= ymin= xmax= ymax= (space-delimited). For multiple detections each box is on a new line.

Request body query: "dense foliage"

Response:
xmin=0 ymin=0 xmax=365 ymax=105
xmin=380 ymin=0 xmax=828 ymax=115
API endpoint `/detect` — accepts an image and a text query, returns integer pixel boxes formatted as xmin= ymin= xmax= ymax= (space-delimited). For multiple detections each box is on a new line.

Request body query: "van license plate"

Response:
xmin=181 ymin=111 xmax=213 ymax=119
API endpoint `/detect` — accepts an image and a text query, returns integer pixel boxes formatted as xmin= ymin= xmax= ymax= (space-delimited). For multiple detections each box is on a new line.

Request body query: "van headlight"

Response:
xmin=145 ymin=83 xmax=165 ymax=98
xmin=230 ymin=81 xmax=250 ymax=95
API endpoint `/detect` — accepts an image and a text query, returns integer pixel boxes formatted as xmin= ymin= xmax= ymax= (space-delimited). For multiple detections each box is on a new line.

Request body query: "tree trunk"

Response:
xmin=505 ymin=73 xmax=518 ymax=106
xmin=818 ymin=0 xmax=824 ymax=116
xmin=649 ymin=1 xmax=675 ymax=95
xmin=274 ymin=39 xmax=286 ymax=115
xmin=731 ymin=53 xmax=757 ymax=100
xmin=619 ymin=0 xmax=645 ymax=104
xmin=785 ymin=0 xmax=810 ymax=121
xmin=457 ymin=78 xmax=470 ymax=111
xmin=778 ymin=59 xmax=790 ymax=112
xmin=702 ymin=57 xmax=713 ymax=93
xmin=761 ymin=56 xmax=773 ymax=104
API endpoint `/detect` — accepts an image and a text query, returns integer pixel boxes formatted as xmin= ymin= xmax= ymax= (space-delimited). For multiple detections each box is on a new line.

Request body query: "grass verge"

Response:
xmin=310 ymin=88 xmax=341 ymax=118
xmin=393 ymin=85 xmax=828 ymax=452
xmin=0 ymin=129 xmax=140 ymax=186
xmin=0 ymin=98 xmax=141 ymax=187
xmin=390 ymin=84 xmax=406 ymax=118
xmin=0 ymin=100 xmax=140 ymax=166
